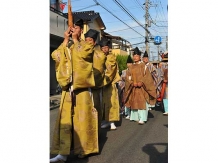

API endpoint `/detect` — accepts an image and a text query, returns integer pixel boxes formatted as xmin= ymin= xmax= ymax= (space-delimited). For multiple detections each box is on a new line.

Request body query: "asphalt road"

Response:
xmin=50 ymin=105 xmax=168 ymax=163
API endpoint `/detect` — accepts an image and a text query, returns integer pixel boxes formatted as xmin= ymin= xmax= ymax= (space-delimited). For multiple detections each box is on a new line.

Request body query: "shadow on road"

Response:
xmin=115 ymin=114 xmax=123 ymax=127
xmin=142 ymin=143 xmax=168 ymax=163
xmin=98 ymin=128 xmax=109 ymax=154
xmin=163 ymin=124 xmax=168 ymax=128
xmin=148 ymin=111 xmax=154 ymax=118
xmin=97 ymin=114 xmax=123 ymax=155
xmin=66 ymin=153 xmax=89 ymax=163
xmin=154 ymin=103 xmax=164 ymax=113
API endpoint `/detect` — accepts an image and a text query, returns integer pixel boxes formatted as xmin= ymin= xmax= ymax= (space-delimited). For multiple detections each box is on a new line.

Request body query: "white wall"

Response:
xmin=50 ymin=10 xmax=67 ymax=38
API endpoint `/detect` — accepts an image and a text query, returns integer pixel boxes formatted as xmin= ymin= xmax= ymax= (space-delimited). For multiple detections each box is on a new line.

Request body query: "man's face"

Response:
xmin=133 ymin=54 xmax=141 ymax=62
xmin=101 ymin=46 xmax=109 ymax=54
xmin=159 ymin=62 xmax=163 ymax=68
xmin=143 ymin=57 xmax=149 ymax=63
xmin=85 ymin=37 xmax=95 ymax=45
xmin=71 ymin=25 xmax=83 ymax=38
xmin=127 ymin=63 xmax=132 ymax=68
xmin=153 ymin=64 xmax=157 ymax=68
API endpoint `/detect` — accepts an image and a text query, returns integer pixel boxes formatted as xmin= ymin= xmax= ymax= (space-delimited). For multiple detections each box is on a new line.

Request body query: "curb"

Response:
xmin=50 ymin=104 xmax=60 ymax=110
xmin=50 ymin=94 xmax=61 ymax=110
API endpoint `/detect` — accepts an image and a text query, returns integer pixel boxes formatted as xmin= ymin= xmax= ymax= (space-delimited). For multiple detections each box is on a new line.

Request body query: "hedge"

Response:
xmin=116 ymin=55 xmax=132 ymax=75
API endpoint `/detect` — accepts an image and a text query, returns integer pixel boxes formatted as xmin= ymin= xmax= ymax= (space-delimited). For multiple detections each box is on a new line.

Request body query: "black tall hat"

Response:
xmin=99 ymin=38 xmax=110 ymax=47
xmin=126 ymin=55 xmax=133 ymax=63
xmin=143 ymin=51 xmax=148 ymax=58
xmin=84 ymin=29 xmax=99 ymax=42
xmin=74 ymin=19 xmax=84 ymax=29
xmin=133 ymin=47 xmax=141 ymax=56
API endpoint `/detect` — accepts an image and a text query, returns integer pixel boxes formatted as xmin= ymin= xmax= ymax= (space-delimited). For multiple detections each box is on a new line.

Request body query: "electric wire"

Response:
xmin=93 ymin=0 xmax=145 ymax=38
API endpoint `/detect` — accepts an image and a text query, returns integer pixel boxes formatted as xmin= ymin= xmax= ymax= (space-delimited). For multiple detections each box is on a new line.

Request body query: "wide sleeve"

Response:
xmin=149 ymin=64 xmax=159 ymax=85
xmin=141 ymin=68 xmax=157 ymax=99
xmin=75 ymin=41 xmax=95 ymax=60
xmin=123 ymin=68 xmax=134 ymax=104
xmin=164 ymin=68 xmax=168 ymax=82
xmin=103 ymin=53 xmax=118 ymax=86
xmin=51 ymin=43 xmax=64 ymax=71
xmin=72 ymin=41 xmax=95 ymax=90
xmin=51 ymin=43 xmax=73 ymax=71
xmin=125 ymin=68 xmax=133 ymax=91
xmin=121 ymin=70 xmax=126 ymax=81
xmin=92 ymin=46 xmax=107 ymax=88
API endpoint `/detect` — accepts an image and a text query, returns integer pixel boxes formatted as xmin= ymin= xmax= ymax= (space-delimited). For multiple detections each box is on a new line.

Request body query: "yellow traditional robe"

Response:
xmin=93 ymin=45 xmax=106 ymax=88
xmin=102 ymin=53 xmax=121 ymax=122
xmin=50 ymin=40 xmax=99 ymax=156
xmin=92 ymin=45 xmax=106 ymax=130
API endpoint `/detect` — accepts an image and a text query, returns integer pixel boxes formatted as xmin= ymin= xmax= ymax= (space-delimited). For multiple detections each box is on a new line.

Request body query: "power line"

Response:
xmin=152 ymin=23 xmax=168 ymax=27
xmin=153 ymin=0 xmax=167 ymax=34
xmin=125 ymin=36 xmax=144 ymax=40
xmin=132 ymin=42 xmax=145 ymax=45
xmin=159 ymin=1 xmax=168 ymax=22
xmin=133 ymin=0 xmax=144 ymax=11
xmin=93 ymin=0 xmax=144 ymax=37
xmin=74 ymin=3 xmax=99 ymax=11
xmin=107 ymin=25 xmax=141 ymax=33
xmin=113 ymin=0 xmax=151 ymax=34
xmin=104 ymin=19 xmax=132 ymax=24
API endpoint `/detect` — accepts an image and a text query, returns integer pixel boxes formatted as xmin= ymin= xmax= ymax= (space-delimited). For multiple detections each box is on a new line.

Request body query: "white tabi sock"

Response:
xmin=50 ymin=154 xmax=67 ymax=162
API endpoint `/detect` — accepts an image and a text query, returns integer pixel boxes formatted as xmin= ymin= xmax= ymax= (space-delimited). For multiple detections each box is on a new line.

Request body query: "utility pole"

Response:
xmin=145 ymin=0 xmax=149 ymax=54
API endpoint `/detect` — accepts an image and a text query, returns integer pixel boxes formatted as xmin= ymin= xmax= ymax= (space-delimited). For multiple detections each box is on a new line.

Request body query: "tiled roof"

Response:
xmin=103 ymin=31 xmax=130 ymax=43
xmin=64 ymin=10 xmax=106 ymax=29
xmin=73 ymin=11 xmax=99 ymax=21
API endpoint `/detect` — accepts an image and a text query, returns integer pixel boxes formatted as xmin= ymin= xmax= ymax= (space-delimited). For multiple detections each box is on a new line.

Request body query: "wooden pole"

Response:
xmin=68 ymin=0 xmax=73 ymax=27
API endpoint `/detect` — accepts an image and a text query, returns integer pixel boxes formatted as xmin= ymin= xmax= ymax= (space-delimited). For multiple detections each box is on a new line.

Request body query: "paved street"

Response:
xmin=50 ymin=96 xmax=168 ymax=163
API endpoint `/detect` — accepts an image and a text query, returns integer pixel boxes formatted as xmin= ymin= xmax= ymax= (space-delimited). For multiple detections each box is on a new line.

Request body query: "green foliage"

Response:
xmin=116 ymin=55 xmax=130 ymax=75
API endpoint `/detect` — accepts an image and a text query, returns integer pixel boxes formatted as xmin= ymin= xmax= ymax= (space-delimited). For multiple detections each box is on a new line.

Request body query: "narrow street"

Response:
xmin=50 ymin=102 xmax=168 ymax=163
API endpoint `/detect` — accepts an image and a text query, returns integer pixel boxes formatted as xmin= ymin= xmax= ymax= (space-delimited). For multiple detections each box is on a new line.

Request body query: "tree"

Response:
xmin=116 ymin=55 xmax=130 ymax=75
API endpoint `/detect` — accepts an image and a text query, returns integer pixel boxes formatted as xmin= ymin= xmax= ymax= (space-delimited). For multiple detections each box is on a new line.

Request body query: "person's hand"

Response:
xmin=63 ymin=27 xmax=73 ymax=46
xmin=137 ymin=82 xmax=142 ymax=87
xmin=71 ymin=27 xmax=79 ymax=43
xmin=64 ymin=27 xmax=73 ymax=39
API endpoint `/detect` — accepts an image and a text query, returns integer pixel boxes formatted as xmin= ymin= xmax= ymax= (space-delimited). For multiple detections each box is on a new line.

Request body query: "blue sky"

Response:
xmin=61 ymin=0 xmax=168 ymax=60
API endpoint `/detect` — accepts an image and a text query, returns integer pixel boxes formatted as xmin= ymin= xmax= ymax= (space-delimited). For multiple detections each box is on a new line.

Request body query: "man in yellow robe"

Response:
xmin=84 ymin=29 xmax=107 ymax=134
xmin=100 ymin=38 xmax=121 ymax=130
xmin=50 ymin=19 xmax=99 ymax=162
